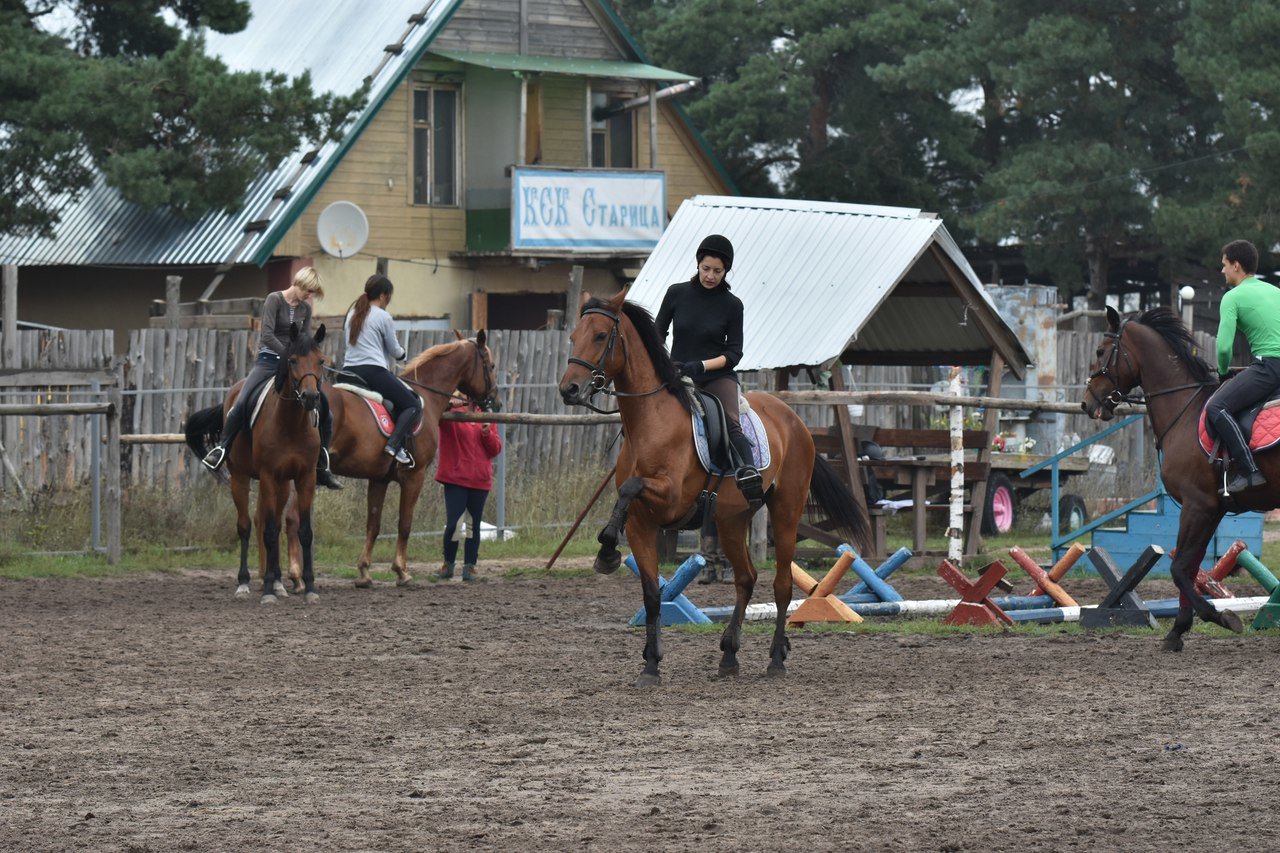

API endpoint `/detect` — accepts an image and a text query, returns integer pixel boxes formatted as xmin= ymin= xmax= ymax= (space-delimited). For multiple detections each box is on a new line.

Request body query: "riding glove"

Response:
xmin=680 ymin=360 xmax=704 ymax=377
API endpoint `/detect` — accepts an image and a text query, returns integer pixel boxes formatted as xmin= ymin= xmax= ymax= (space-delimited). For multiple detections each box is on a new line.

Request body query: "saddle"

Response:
xmin=690 ymin=388 xmax=770 ymax=475
xmin=332 ymin=372 xmax=426 ymax=438
xmin=1197 ymin=395 xmax=1280 ymax=461
xmin=244 ymin=374 xmax=276 ymax=430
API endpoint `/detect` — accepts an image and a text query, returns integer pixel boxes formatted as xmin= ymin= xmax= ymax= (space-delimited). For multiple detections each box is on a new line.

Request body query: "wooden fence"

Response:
xmin=0 ymin=324 xmax=1206 ymax=498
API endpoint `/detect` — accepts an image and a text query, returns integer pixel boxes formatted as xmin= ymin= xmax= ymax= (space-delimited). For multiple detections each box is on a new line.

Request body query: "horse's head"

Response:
xmin=457 ymin=329 xmax=501 ymax=412
xmin=275 ymin=322 xmax=327 ymax=421
xmin=559 ymin=289 xmax=627 ymax=407
xmin=1081 ymin=306 xmax=1140 ymax=421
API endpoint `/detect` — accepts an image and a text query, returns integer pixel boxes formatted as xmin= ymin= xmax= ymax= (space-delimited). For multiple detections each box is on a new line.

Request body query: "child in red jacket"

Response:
xmin=434 ymin=399 xmax=503 ymax=582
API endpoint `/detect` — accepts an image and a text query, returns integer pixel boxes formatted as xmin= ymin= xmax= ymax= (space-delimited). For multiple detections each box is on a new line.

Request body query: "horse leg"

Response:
xmin=355 ymin=481 xmax=390 ymax=588
xmin=625 ymin=514 xmax=663 ymax=687
xmin=715 ymin=516 xmax=758 ymax=678
xmin=1164 ymin=511 xmax=1241 ymax=652
xmin=295 ymin=481 xmax=319 ymax=604
xmin=391 ymin=471 xmax=425 ymax=586
xmin=284 ymin=490 xmax=304 ymax=594
xmin=258 ymin=477 xmax=282 ymax=605
xmin=231 ymin=472 xmax=253 ymax=599
xmin=764 ymin=458 xmax=808 ymax=677
xmin=595 ymin=477 xmax=644 ymax=574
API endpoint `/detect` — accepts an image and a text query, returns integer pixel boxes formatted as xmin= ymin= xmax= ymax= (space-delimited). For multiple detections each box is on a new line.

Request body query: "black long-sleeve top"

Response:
xmin=654 ymin=277 xmax=745 ymax=383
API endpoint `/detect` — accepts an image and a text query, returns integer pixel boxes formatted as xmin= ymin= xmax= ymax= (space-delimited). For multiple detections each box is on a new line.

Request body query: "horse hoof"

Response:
xmin=1162 ymin=633 xmax=1184 ymax=653
xmin=354 ymin=577 xmax=373 ymax=589
xmin=396 ymin=575 xmax=414 ymax=587
xmin=260 ymin=594 xmax=278 ymax=606
xmin=717 ymin=665 xmax=740 ymax=678
xmin=634 ymin=673 xmax=662 ymax=688
xmin=234 ymin=584 xmax=251 ymax=599
xmin=594 ymin=550 xmax=621 ymax=575
xmin=305 ymin=592 xmax=320 ymax=604
xmin=273 ymin=581 xmax=288 ymax=598
xmin=766 ymin=662 xmax=787 ymax=678
xmin=1219 ymin=609 xmax=1245 ymax=634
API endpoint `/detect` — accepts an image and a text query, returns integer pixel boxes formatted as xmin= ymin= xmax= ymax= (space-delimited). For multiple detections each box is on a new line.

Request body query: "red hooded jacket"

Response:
xmin=435 ymin=406 xmax=502 ymax=490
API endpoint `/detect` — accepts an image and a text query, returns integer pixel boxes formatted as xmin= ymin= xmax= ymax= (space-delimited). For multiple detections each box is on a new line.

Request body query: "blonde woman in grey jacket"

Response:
xmin=202 ymin=267 xmax=342 ymax=489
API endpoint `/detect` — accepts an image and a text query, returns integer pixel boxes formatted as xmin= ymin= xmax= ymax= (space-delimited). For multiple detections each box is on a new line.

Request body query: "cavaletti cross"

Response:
xmin=1079 ymin=545 xmax=1162 ymax=629
xmin=939 ymin=559 xmax=1015 ymax=627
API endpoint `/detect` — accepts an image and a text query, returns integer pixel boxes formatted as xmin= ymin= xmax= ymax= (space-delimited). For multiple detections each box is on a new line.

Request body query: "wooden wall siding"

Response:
xmin=527 ymin=0 xmax=623 ymax=59
xmin=539 ymin=76 xmax=587 ymax=166
xmin=288 ymin=82 xmax=466 ymax=261
xmin=0 ymin=326 xmax=1165 ymax=502
xmin=433 ymin=0 xmax=522 ymax=53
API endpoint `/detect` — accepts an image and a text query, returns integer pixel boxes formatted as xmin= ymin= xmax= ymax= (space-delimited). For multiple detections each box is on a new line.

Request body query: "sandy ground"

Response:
xmin=4 ymin=559 xmax=1280 ymax=852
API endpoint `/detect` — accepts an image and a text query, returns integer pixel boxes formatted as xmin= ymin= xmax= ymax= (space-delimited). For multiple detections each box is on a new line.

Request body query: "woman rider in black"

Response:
xmin=655 ymin=234 xmax=764 ymax=508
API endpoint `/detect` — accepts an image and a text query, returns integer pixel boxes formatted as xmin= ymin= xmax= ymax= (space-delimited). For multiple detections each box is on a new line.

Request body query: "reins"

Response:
xmin=566 ymin=306 xmax=673 ymax=415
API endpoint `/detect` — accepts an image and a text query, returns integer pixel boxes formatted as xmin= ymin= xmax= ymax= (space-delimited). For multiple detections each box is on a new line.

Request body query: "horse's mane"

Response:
xmin=403 ymin=339 xmax=467 ymax=375
xmin=1132 ymin=306 xmax=1216 ymax=384
xmin=583 ymin=297 xmax=692 ymax=414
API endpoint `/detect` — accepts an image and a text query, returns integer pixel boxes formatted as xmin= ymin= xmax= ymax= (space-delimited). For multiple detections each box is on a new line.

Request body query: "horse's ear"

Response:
xmin=453 ymin=329 xmax=464 ymax=341
xmin=578 ymin=291 xmax=592 ymax=314
xmin=1106 ymin=305 xmax=1120 ymax=332
xmin=314 ymin=323 xmax=326 ymax=344
xmin=607 ymin=288 xmax=626 ymax=311
xmin=289 ymin=321 xmax=299 ymax=341
xmin=475 ymin=329 xmax=487 ymax=348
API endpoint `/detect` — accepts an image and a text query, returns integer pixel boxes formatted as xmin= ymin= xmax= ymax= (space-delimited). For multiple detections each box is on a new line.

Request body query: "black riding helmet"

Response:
xmin=695 ymin=234 xmax=734 ymax=272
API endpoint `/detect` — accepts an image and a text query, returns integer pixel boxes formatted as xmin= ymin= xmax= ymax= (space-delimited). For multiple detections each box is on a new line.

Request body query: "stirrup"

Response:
xmin=202 ymin=445 xmax=227 ymax=471
xmin=735 ymin=465 xmax=764 ymax=507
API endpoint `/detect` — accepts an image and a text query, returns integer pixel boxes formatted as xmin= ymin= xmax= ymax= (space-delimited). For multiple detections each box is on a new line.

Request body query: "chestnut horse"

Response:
xmin=184 ymin=324 xmax=328 ymax=604
xmin=1081 ymin=305 xmax=1254 ymax=650
xmin=318 ymin=332 xmax=500 ymax=586
xmin=559 ymin=291 xmax=871 ymax=686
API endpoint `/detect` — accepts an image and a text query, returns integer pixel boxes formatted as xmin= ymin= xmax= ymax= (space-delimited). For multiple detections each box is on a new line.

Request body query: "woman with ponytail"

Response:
xmin=342 ymin=274 xmax=423 ymax=466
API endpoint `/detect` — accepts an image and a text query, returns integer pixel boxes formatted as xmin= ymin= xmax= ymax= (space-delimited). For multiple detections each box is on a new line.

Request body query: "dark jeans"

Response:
xmin=1206 ymin=358 xmax=1280 ymax=420
xmin=442 ymin=482 xmax=489 ymax=566
xmin=345 ymin=364 xmax=422 ymax=446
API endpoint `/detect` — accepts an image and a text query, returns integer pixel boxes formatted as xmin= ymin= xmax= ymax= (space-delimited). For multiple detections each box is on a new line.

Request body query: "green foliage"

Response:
xmin=615 ymin=0 xmax=1280 ymax=304
xmin=1 ymin=1 xmax=365 ymax=238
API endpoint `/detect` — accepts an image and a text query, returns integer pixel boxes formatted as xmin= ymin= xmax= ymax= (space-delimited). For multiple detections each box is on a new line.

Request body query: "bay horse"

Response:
xmin=316 ymin=331 xmax=500 ymax=587
xmin=558 ymin=290 xmax=872 ymax=686
xmin=184 ymin=324 xmax=328 ymax=604
xmin=1081 ymin=305 xmax=1256 ymax=650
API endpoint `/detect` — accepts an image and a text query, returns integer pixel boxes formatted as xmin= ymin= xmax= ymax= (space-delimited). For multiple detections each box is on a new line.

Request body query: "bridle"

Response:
xmin=566 ymin=306 xmax=670 ymax=415
xmin=399 ymin=340 xmax=502 ymax=412
xmin=1087 ymin=316 xmax=1215 ymax=449
xmin=281 ymin=355 xmax=324 ymax=426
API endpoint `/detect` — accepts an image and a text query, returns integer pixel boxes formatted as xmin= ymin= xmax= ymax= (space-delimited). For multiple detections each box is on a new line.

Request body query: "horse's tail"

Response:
xmin=807 ymin=453 xmax=873 ymax=553
xmin=184 ymin=404 xmax=224 ymax=472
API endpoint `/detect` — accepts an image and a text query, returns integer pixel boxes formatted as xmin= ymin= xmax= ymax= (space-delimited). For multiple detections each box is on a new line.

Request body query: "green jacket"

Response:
xmin=1216 ymin=277 xmax=1280 ymax=374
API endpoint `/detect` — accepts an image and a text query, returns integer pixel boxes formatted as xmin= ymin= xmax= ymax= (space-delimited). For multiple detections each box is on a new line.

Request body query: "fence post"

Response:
xmin=2 ymin=264 xmax=15 ymax=369
xmin=165 ymin=276 xmax=182 ymax=332
xmin=106 ymin=360 xmax=123 ymax=564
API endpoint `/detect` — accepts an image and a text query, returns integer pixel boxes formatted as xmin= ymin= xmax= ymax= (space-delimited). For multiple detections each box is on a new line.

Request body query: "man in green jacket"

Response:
xmin=1206 ymin=239 xmax=1280 ymax=494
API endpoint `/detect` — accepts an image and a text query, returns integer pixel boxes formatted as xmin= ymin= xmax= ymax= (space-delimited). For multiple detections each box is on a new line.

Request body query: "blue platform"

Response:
xmin=1090 ymin=491 xmax=1263 ymax=577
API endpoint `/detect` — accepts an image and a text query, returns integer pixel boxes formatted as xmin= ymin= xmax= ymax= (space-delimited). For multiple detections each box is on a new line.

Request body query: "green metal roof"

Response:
xmin=430 ymin=50 xmax=698 ymax=82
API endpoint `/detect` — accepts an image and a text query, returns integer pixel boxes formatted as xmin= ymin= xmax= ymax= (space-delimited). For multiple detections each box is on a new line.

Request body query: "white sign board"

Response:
xmin=512 ymin=168 xmax=666 ymax=250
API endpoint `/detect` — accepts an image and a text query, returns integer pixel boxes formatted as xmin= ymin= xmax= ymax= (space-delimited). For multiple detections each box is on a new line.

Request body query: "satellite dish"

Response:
xmin=317 ymin=201 xmax=369 ymax=259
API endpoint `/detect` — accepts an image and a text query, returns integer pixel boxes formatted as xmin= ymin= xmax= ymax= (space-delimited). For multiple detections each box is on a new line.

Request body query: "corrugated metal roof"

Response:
xmin=625 ymin=195 xmax=1031 ymax=373
xmin=0 ymin=0 xmax=464 ymax=267
xmin=431 ymin=50 xmax=697 ymax=81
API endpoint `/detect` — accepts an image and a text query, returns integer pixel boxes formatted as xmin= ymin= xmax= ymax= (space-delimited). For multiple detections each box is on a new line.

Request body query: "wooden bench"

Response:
xmin=810 ymin=426 xmax=990 ymax=559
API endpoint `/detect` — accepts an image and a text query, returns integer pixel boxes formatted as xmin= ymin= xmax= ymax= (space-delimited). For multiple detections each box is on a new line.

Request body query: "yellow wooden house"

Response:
xmin=0 ymin=0 xmax=735 ymax=338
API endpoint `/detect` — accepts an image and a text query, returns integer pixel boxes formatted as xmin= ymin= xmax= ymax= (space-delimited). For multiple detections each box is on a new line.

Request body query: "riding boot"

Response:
xmin=315 ymin=409 xmax=343 ymax=490
xmin=384 ymin=415 xmax=415 ymax=467
xmin=1209 ymin=408 xmax=1267 ymax=493
xmin=435 ymin=562 xmax=455 ymax=580
xmin=697 ymin=558 xmax=718 ymax=585
xmin=202 ymin=404 xmax=244 ymax=470
xmin=729 ymin=429 xmax=764 ymax=508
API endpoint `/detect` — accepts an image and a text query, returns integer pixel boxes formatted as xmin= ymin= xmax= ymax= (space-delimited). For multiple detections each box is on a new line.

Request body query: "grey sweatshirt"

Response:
xmin=343 ymin=305 xmax=406 ymax=369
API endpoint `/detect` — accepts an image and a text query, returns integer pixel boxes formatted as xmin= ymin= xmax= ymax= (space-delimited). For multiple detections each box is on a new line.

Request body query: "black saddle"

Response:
xmin=1205 ymin=392 xmax=1280 ymax=446
xmin=330 ymin=369 xmax=416 ymax=418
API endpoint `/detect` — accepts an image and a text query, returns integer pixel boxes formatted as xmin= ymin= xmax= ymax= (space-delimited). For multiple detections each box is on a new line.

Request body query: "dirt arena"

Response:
xmin=4 ymin=560 xmax=1280 ymax=851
